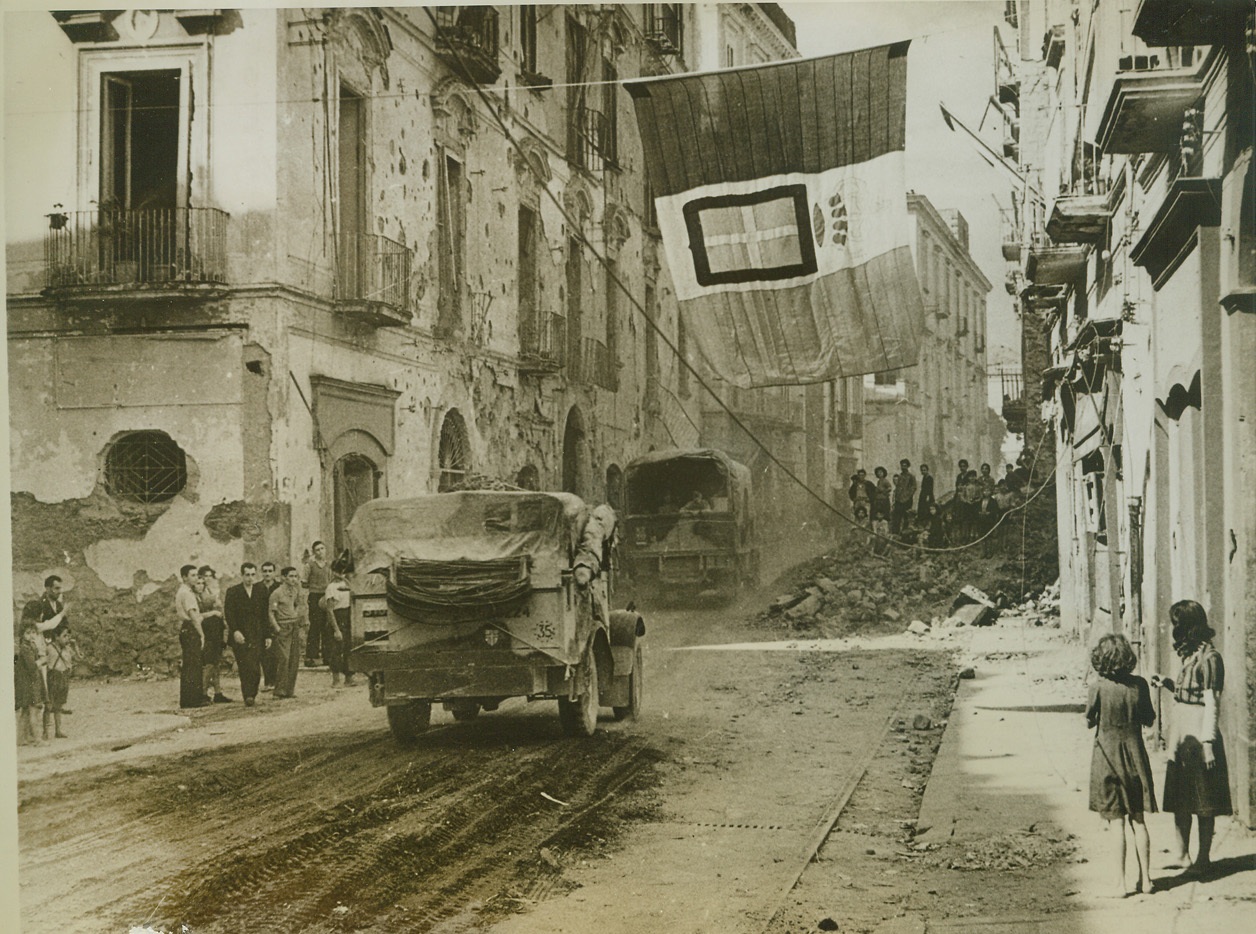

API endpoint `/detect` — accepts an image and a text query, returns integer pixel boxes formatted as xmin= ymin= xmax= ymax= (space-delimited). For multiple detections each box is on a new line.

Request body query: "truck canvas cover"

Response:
xmin=346 ymin=491 xmax=589 ymax=584
xmin=625 ymin=448 xmax=751 ymax=514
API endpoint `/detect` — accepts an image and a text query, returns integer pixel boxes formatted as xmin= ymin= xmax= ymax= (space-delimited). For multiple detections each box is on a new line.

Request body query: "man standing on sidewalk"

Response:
xmin=302 ymin=541 xmax=332 ymax=667
xmin=259 ymin=561 xmax=281 ymax=690
xmin=224 ymin=563 xmax=271 ymax=707
xmin=268 ymin=566 xmax=308 ymax=699
xmin=176 ymin=565 xmax=207 ymax=709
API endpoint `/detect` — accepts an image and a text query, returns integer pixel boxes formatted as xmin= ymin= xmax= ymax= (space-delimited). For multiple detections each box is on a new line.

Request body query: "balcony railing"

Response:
xmin=45 ymin=206 xmax=228 ymax=291
xmin=336 ymin=233 xmax=411 ymax=325
xmin=519 ymin=312 xmax=566 ymax=373
xmin=644 ymin=4 xmax=683 ymax=56
xmin=571 ymin=106 xmax=614 ymax=171
xmin=433 ymin=6 xmax=501 ymax=84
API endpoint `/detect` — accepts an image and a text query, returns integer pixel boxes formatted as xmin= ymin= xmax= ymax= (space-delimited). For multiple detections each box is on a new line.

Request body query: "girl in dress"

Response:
xmin=1152 ymin=600 xmax=1231 ymax=875
xmin=14 ymin=622 xmax=48 ymax=746
xmin=1086 ymin=633 xmax=1157 ymax=896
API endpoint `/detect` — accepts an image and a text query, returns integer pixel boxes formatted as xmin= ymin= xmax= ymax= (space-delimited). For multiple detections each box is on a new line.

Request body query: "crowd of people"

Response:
xmin=174 ymin=540 xmax=356 ymax=711
xmin=846 ymin=453 xmax=1033 ymax=553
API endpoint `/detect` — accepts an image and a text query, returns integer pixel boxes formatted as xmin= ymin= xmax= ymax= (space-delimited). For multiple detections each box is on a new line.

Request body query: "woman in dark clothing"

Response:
xmin=1152 ymin=600 xmax=1232 ymax=875
xmin=1087 ymin=633 xmax=1157 ymax=896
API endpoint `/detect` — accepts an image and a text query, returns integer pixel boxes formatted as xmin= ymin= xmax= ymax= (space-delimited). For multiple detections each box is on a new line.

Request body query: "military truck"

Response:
xmin=345 ymin=491 xmax=644 ymax=742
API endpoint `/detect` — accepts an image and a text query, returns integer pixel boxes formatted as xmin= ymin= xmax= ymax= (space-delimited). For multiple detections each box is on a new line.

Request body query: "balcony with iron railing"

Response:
xmin=644 ymin=4 xmax=683 ymax=56
xmin=336 ymin=233 xmax=412 ymax=326
xmin=44 ymin=206 xmax=229 ymax=298
xmin=519 ymin=312 xmax=566 ymax=374
xmin=570 ymin=106 xmax=615 ymax=172
xmin=433 ymin=6 xmax=501 ymax=85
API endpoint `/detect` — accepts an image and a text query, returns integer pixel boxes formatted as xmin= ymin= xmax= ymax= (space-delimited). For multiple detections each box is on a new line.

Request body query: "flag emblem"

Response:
xmin=684 ymin=185 xmax=816 ymax=286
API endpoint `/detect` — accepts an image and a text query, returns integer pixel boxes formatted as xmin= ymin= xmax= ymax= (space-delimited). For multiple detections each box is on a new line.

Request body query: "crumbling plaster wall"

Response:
xmin=8 ymin=332 xmax=257 ymax=673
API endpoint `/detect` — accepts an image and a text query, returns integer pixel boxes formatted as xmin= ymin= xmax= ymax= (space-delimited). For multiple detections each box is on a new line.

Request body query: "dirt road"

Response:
xmin=17 ymin=541 xmax=964 ymax=934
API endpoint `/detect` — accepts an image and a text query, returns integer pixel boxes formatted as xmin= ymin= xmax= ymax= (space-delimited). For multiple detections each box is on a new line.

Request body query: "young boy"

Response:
xmin=43 ymin=627 xmax=75 ymax=739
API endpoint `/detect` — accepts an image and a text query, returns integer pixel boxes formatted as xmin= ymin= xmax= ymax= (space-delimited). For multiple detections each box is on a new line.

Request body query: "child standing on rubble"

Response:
xmin=1086 ymin=633 xmax=1157 ymax=897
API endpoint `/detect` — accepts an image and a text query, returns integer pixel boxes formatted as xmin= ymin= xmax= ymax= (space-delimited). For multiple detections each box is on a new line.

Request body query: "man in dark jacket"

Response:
xmin=917 ymin=463 xmax=936 ymax=539
xmin=224 ymin=562 xmax=272 ymax=707
xmin=892 ymin=459 xmax=917 ymax=537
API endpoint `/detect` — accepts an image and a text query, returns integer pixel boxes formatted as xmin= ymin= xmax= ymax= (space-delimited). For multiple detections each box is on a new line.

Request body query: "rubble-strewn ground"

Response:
xmin=760 ymin=485 xmax=1060 ymax=641
xmin=18 ymin=514 xmax=1080 ymax=934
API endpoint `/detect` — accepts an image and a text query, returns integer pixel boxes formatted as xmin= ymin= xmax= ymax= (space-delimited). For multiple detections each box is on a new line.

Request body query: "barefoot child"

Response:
xmin=1086 ymin=634 xmax=1157 ymax=896
xmin=43 ymin=627 xmax=75 ymax=739
xmin=14 ymin=622 xmax=48 ymax=746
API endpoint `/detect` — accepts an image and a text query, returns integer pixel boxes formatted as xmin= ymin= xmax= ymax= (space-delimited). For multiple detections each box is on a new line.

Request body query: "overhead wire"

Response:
xmin=424 ymin=5 xmax=1059 ymax=558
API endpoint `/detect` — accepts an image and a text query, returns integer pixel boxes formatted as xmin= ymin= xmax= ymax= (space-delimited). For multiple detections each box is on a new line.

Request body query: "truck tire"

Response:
xmin=387 ymin=700 xmax=432 ymax=744
xmin=558 ymin=651 xmax=599 ymax=737
xmin=450 ymin=701 xmax=480 ymax=721
xmin=612 ymin=643 xmax=643 ymax=721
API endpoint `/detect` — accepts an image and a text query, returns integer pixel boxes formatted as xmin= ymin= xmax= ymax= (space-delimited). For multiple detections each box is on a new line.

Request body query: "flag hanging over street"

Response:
xmin=627 ymin=43 xmax=924 ymax=388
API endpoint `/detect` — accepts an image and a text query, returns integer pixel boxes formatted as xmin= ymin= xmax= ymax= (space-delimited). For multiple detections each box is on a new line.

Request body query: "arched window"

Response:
xmin=104 ymin=430 xmax=187 ymax=504
xmin=438 ymin=409 xmax=471 ymax=491
xmin=605 ymin=463 xmax=623 ymax=510
xmin=562 ymin=406 xmax=588 ymax=497
xmin=333 ymin=453 xmax=379 ymax=553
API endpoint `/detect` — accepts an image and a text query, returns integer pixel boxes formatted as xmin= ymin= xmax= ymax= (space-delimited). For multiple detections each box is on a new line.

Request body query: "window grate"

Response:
xmin=105 ymin=431 xmax=188 ymax=504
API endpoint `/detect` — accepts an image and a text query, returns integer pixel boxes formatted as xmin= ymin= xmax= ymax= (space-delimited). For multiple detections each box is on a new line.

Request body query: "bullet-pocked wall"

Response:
xmin=8 ymin=7 xmax=718 ymax=674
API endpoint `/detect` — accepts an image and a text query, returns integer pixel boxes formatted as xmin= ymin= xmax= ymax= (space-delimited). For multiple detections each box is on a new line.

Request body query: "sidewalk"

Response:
xmin=908 ymin=618 xmax=1256 ymax=933
xmin=14 ymin=663 xmax=370 ymax=782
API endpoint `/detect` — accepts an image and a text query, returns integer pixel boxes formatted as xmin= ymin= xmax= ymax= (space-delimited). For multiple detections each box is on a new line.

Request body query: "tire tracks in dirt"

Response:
xmin=110 ymin=719 xmax=663 ymax=933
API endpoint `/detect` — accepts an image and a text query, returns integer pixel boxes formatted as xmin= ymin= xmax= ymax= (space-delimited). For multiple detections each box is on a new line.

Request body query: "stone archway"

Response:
xmin=562 ymin=406 xmax=590 ymax=498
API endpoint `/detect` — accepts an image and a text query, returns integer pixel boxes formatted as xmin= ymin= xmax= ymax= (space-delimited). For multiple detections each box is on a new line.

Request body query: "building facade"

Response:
xmin=4 ymin=5 xmax=812 ymax=671
xmin=1001 ymin=0 xmax=1255 ymax=826
xmin=861 ymin=194 xmax=1002 ymax=492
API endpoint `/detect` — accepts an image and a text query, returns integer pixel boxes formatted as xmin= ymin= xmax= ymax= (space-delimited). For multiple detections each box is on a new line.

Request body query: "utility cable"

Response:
xmin=423 ymin=7 xmax=1059 ymax=558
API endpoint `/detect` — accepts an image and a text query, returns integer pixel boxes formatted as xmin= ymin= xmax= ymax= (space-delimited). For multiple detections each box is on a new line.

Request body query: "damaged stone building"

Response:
xmin=1000 ymin=0 xmax=1256 ymax=825
xmin=5 ymin=5 xmax=835 ymax=672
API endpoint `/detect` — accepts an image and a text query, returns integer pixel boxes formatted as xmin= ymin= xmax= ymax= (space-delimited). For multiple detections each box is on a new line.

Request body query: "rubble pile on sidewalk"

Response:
xmin=760 ymin=488 xmax=1060 ymax=638
xmin=910 ymin=826 xmax=1078 ymax=871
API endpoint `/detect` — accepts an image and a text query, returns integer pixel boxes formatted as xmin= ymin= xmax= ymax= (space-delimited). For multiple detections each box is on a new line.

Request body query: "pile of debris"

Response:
xmin=913 ymin=826 xmax=1078 ymax=872
xmin=761 ymin=512 xmax=1059 ymax=638
xmin=1007 ymin=579 xmax=1062 ymax=626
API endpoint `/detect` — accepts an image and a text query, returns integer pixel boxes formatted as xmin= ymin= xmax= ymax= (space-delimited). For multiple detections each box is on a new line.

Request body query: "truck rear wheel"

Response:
xmin=449 ymin=701 xmax=480 ymax=721
xmin=612 ymin=643 xmax=643 ymax=721
xmin=387 ymin=700 xmax=432 ymax=743
xmin=558 ymin=651 xmax=599 ymax=737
